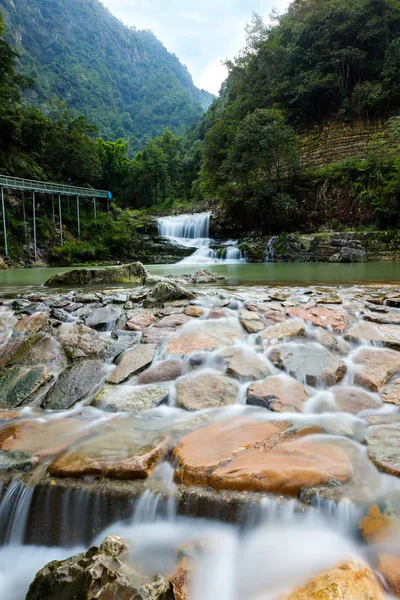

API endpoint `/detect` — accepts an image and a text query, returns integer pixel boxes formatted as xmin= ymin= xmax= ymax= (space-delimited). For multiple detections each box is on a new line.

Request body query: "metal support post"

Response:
xmin=51 ymin=194 xmax=55 ymax=224
xmin=93 ymin=197 xmax=97 ymax=219
xmin=77 ymin=196 xmax=80 ymax=241
xmin=32 ymin=191 xmax=37 ymax=259
xmin=22 ymin=191 xmax=27 ymax=240
xmin=1 ymin=188 xmax=8 ymax=257
xmin=58 ymin=195 xmax=63 ymax=245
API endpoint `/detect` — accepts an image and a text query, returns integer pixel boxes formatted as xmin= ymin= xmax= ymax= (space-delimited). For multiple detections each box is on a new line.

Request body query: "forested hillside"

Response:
xmin=0 ymin=0 xmax=213 ymax=151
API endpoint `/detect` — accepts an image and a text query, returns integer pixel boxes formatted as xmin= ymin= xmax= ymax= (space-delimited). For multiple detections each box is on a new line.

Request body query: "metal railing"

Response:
xmin=0 ymin=175 xmax=110 ymax=198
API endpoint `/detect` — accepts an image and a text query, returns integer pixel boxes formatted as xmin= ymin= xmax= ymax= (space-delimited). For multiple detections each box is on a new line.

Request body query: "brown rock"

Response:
xmin=137 ymin=359 xmax=183 ymax=385
xmin=378 ymin=554 xmax=400 ymax=597
xmin=382 ymin=382 xmax=400 ymax=406
xmin=14 ymin=312 xmax=49 ymax=334
xmin=174 ymin=417 xmax=352 ymax=496
xmin=281 ymin=560 xmax=383 ymax=600
xmin=316 ymin=294 xmax=343 ymax=304
xmin=287 ymin=305 xmax=346 ymax=331
xmin=107 ymin=344 xmax=157 ymax=384
xmin=91 ymin=384 xmax=168 ymax=413
xmin=217 ymin=346 xmax=270 ymax=381
xmin=367 ymin=421 xmax=400 ymax=476
xmin=48 ymin=420 xmax=169 ymax=479
xmin=142 ymin=327 xmax=174 ymax=344
xmin=247 ymin=374 xmax=308 ymax=412
xmin=364 ymin=312 xmax=400 ymax=325
xmin=345 ymin=322 xmax=400 ymax=350
xmin=239 ymin=309 xmax=265 ymax=334
xmin=331 ymin=386 xmax=382 ymax=414
xmin=353 ymin=348 xmax=400 ymax=392
xmin=206 ymin=307 xmax=232 ymax=320
xmin=260 ymin=319 xmax=305 ymax=344
xmin=155 ymin=313 xmax=192 ymax=328
xmin=165 ymin=319 xmax=244 ymax=356
xmin=175 ymin=372 xmax=239 ymax=411
xmin=126 ymin=311 xmax=157 ymax=331
xmin=359 ymin=502 xmax=400 ymax=543
xmin=58 ymin=323 xmax=106 ymax=360
xmin=184 ymin=305 xmax=204 ymax=318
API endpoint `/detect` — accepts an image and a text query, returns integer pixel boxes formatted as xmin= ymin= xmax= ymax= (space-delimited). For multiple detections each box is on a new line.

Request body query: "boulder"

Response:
xmin=378 ymin=554 xmax=400 ymax=597
xmin=85 ymin=305 xmax=123 ymax=331
xmin=175 ymin=372 xmax=239 ymax=411
xmin=105 ymin=330 xmax=141 ymax=360
xmin=0 ymin=365 xmax=53 ymax=408
xmin=184 ymin=305 xmax=204 ymax=318
xmin=217 ymin=346 xmax=270 ymax=381
xmin=191 ymin=269 xmax=217 ymax=284
xmin=126 ymin=310 xmax=157 ymax=331
xmin=329 ymin=247 xmax=367 ymax=262
xmin=247 ymin=374 xmax=308 ymax=412
xmin=0 ymin=257 xmax=7 ymax=269
xmin=174 ymin=417 xmax=352 ymax=496
xmin=0 ymin=332 xmax=60 ymax=367
xmin=155 ymin=313 xmax=192 ymax=328
xmin=142 ymin=327 xmax=174 ymax=345
xmin=287 ymin=306 xmax=346 ymax=331
xmin=45 ymin=262 xmax=149 ymax=287
xmin=382 ymin=382 xmax=400 ymax=406
xmin=42 ymin=361 xmax=105 ymax=410
xmin=260 ymin=318 xmax=305 ymax=343
xmin=345 ymin=322 xmax=400 ymax=350
xmin=364 ymin=312 xmax=400 ymax=325
xmin=165 ymin=318 xmax=245 ymax=356
xmin=26 ymin=534 xmax=172 ymax=600
xmin=239 ymin=309 xmax=265 ymax=334
xmin=331 ymin=386 xmax=382 ymax=414
xmin=107 ymin=344 xmax=157 ymax=384
xmin=92 ymin=384 xmax=169 ymax=413
xmin=48 ymin=420 xmax=169 ymax=479
xmin=359 ymin=502 xmax=400 ymax=543
xmin=268 ymin=343 xmax=346 ymax=387
xmin=353 ymin=348 xmax=400 ymax=392
xmin=58 ymin=324 xmax=107 ymax=360
xmin=137 ymin=359 xmax=183 ymax=385
xmin=144 ymin=281 xmax=195 ymax=307
xmin=14 ymin=312 xmax=49 ymax=334
xmin=281 ymin=560 xmax=382 ymax=600
xmin=367 ymin=421 xmax=400 ymax=476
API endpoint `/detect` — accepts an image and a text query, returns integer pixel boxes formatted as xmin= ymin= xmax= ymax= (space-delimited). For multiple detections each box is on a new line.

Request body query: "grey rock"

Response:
xmin=42 ymin=360 xmax=105 ymax=410
xmin=85 ymin=305 xmax=123 ymax=331
xmin=45 ymin=262 xmax=149 ymax=287
xmin=92 ymin=384 xmax=169 ymax=413
xmin=0 ymin=365 xmax=53 ymax=408
xmin=58 ymin=324 xmax=107 ymax=360
xmin=107 ymin=344 xmax=157 ymax=384
xmin=329 ymin=247 xmax=367 ymax=262
xmin=144 ymin=281 xmax=195 ymax=307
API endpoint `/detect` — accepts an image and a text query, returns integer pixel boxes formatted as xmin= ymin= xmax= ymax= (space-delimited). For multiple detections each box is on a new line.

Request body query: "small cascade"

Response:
xmin=266 ymin=236 xmax=278 ymax=262
xmin=0 ymin=480 xmax=34 ymax=545
xmin=157 ymin=213 xmax=245 ymax=265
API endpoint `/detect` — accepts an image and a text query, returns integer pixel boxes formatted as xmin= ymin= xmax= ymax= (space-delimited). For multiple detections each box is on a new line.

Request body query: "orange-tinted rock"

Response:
xmin=14 ymin=312 xmax=49 ymax=334
xmin=170 ymin=557 xmax=189 ymax=600
xmin=378 ymin=554 xmax=400 ymax=597
xmin=174 ymin=417 xmax=351 ymax=496
xmin=382 ymin=382 xmax=400 ymax=406
xmin=281 ymin=560 xmax=383 ymax=600
xmin=184 ymin=306 xmax=204 ymax=318
xmin=367 ymin=422 xmax=400 ymax=476
xmin=48 ymin=421 xmax=169 ymax=479
xmin=239 ymin=309 xmax=265 ymax=334
xmin=331 ymin=386 xmax=382 ymax=414
xmin=155 ymin=313 xmax=192 ymax=329
xmin=359 ymin=502 xmax=400 ymax=543
xmin=345 ymin=322 xmax=400 ymax=350
xmin=247 ymin=374 xmax=308 ymax=412
xmin=287 ymin=306 xmax=346 ymax=331
xmin=217 ymin=346 xmax=270 ymax=381
xmin=206 ymin=307 xmax=232 ymax=320
xmin=353 ymin=348 xmax=400 ymax=392
xmin=165 ymin=319 xmax=244 ymax=356
xmin=142 ymin=327 xmax=174 ymax=344
xmin=260 ymin=319 xmax=305 ymax=343
xmin=137 ymin=359 xmax=183 ymax=385
xmin=175 ymin=372 xmax=239 ymax=411
xmin=126 ymin=311 xmax=157 ymax=331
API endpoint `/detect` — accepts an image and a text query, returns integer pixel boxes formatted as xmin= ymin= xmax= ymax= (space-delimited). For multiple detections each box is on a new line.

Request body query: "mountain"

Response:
xmin=0 ymin=0 xmax=214 ymax=151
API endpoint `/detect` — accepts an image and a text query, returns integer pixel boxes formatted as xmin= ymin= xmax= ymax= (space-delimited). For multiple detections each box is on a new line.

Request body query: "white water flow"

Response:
xmin=157 ymin=212 xmax=245 ymax=264
xmin=266 ymin=236 xmax=279 ymax=262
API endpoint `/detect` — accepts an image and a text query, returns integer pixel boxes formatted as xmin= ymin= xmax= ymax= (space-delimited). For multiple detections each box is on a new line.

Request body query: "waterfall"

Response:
xmin=266 ymin=236 xmax=278 ymax=262
xmin=157 ymin=213 xmax=245 ymax=265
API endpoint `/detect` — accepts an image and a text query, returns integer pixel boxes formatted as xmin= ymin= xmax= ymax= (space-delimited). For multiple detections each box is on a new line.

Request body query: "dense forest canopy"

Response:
xmin=0 ymin=0 xmax=213 ymax=152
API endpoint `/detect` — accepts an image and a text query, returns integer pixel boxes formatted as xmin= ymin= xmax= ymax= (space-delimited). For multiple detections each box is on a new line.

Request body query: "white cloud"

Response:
xmin=101 ymin=0 xmax=291 ymax=94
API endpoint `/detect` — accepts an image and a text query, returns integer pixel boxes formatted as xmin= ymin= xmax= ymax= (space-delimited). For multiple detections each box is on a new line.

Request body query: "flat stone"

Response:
xmin=85 ymin=305 xmax=123 ymax=331
xmin=364 ymin=312 xmax=400 ymax=325
xmin=239 ymin=309 xmax=265 ymax=334
xmin=126 ymin=310 xmax=157 ymax=331
xmin=107 ymin=344 xmax=157 ymax=384
xmin=184 ymin=306 xmax=204 ymax=317
xmin=282 ymin=560 xmax=383 ymax=600
xmin=142 ymin=327 xmax=174 ymax=344
xmin=260 ymin=318 xmax=305 ymax=343
xmin=217 ymin=346 xmax=270 ymax=381
xmin=144 ymin=281 xmax=195 ymax=307
xmin=331 ymin=385 xmax=382 ymax=414
xmin=353 ymin=348 xmax=400 ymax=392
xmin=42 ymin=361 xmax=105 ymax=410
xmin=269 ymin=343 xmax=347 ymax=387
xmin=45 ymin=262 xmax=148 ymax=287
xmin=287 ymin=306 xmax=346 ymax=331
xmin=155 ymin=313 xmax=192 ymax=328
xmin=51 ymin=308 xmax=72 ymax=323
xmin=106 ymin=330 xmax=141 ymax=360
xmin=382 ymin=382 xmax=400 ymax=406
xmin=367 ymin=422 xmax=400 ymax=476
xmin=247 ymin=374 xmax=308 ymax=412
xmin=0 ymin=365 xmax=53 ymax=408
xmin=175 ymin=372 xmax=240 ymax=410
xmin=174 ymin=417 xmax=352 ymax=496
xmin=316 ymin=294 xmax=343 ymax=304
xmin=92 ymin=384 xmax=169 ymax=413
xmin=58 ymin=324 xmax=107 ymax=360
xmin=48 ymin=420 xmax=169 ymax=479
xmin=345 ymin=322 xmax=400 ymax=350
xmin=312 ymin=328 xmax=351 ymax=355
xmin=165 ymin=319 xmax=245 ymax=356
xmin=137 ymin=359 xmax=183 ymax=385
xmin=206 ymin=307 xmax=233 ymax=320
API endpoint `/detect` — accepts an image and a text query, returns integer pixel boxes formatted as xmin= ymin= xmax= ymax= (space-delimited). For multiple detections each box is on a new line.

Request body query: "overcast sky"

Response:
xmin=101 ymin=0 xmax=291 ymax=95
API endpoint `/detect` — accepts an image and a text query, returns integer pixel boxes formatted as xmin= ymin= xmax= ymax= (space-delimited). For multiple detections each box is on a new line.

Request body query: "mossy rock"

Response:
xmin=45 ymin=262 xmax=149 ymax=287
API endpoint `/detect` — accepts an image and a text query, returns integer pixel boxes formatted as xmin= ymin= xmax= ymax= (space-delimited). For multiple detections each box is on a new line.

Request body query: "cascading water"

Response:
xmin=157 ymin=212 xmax=245 ymax=264
xmin=266 ymin=235 xmax=279 ymax=262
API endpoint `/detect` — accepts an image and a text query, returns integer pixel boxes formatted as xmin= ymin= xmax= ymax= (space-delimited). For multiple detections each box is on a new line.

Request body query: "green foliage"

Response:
xmin=1 ymin=0 xmax=213 ymax=152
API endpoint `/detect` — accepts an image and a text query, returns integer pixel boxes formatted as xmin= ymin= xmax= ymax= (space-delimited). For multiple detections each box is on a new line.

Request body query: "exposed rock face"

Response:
xmin=137 ymin=359 xmax=183 ymax=385
xmin=144 ymin=281 xmax=195 ymax=307
xmin=382 ymin=383 xmax=400 ymax=406
xmin=217 ymin=346 xmax=270 ymax=381
xmin=331 ymin=385 xmax=382 ymax=414
xmin=42 ymin=361 xmax=105 ymax=410
xmin=287 ymin=306 xmax=346 ymax=331
xmin=58 ymin=324 xmax=107 ymax=360
xmin=345 ymin=322 xmax=400 ymax=350
xmin=239 ymin=309 xmax=265 ymax=334
xmin=281 ymin=560 xmax=383 ymax=600
xmin=359 ymin=502 xmax=400 ymax=543
xmin=353 ymin=348 xmax=400 ymax=392
xmin=378 ymin=554 xmax=400 ymax=597
xmin=247 ymin=374 xmax=308 ymax=412
xmin=107 ymin=344 xmax=157 ymax=384
xmin=126 ymin=310 xmax=157 ymax=331
xmin=165 ymin=319 xmax=244 ymax=356
xmin=191 ymin=269 xmax=217 ymax=284
xmin=329 ymin=247 xmax=367 ymax=262
xmin=92 ymin=384 xmax=169 ymax=413
xmin=175 ymin=372 xmax=239 ymax=411
xmin=26 ymin=534 xmax=172 ymax=600
xmin=45 ymin=262 xmax=149 ymax=287
xmin=174 ymin=417 xmax=352 ymax=496
xmin=85 ymin=305 xmax=123 ymax=331
xmin=0 ymin=365 xmax=52 ymax=408
xmin=268 ymin=343 xmax=347 ymax=387
xmin=260 ymin=319 xmax=305 ymax=343
xmin=367 ymin=421 xmax=400 ymax=476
